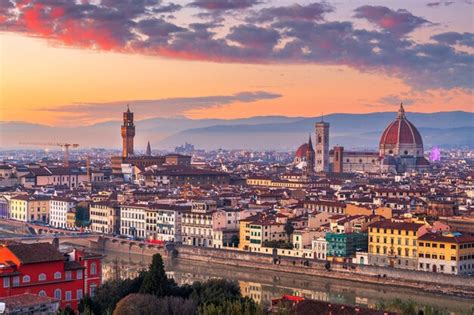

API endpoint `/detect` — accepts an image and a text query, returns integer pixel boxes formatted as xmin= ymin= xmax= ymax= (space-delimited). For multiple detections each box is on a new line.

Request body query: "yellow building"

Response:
xmin=9 ymin=195 xmax=29 ymax=222
xmin=368 ymin=220 xmax=424 ymax=270
xmin=9 ymin=195 xmax=50 ymax=223
xmin=67 ymin=210 xmax=76 ymax=229
xmin=239 ymin=213 xmax=286 ymax=252
xmin=418 ymin=233 xmax=474 ymax=275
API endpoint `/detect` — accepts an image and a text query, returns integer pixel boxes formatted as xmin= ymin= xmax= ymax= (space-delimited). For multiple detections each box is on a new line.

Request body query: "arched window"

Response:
xmin=404 ymin=150 xmax=408 ymax=155
xmin=22 ymin=275 xmax=30 ymax=283
xmin=54 ymin=289 xmax=61 ymax=300
xmin=38 ymin=273 xmax=46 ymax=281
xmin=38 ymin=290 xmax=46 ymax=297
xmin=54 ymin=272 xmax=62 ymax=280
xmin=90 ymin=262 xmax=97 ymax=275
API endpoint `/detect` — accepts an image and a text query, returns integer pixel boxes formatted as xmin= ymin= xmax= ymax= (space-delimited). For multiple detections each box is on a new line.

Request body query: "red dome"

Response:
xmin=295 ymin=143 xmax=309 ymax=158
xmin=379 ymin=104 xmax=423 ymax=147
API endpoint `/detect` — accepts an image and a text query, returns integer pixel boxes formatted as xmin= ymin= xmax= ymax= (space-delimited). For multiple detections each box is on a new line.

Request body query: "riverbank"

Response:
xmin=89 ymin=237 xmax=474 ymax=299
xmin=99 ymin=251 xmax=474 ymax=314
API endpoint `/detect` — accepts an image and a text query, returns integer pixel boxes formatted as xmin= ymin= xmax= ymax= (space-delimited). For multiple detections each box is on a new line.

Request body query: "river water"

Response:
xmin=101 ymin=250 xmax=474 ymax=314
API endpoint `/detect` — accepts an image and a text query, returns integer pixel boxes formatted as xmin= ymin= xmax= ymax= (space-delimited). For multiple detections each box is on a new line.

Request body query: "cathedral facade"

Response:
xmin=294 ymin=104 xmax=430 ymax=174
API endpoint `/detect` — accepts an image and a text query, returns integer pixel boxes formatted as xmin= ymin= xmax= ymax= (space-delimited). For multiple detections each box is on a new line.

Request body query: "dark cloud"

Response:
xmin=426 ymin=1 xmax=454 ymax=7
xmin=153 ymin=3 xmax=182 ymax=13
xmin=1 ymin=1 xmax=472 ymax=90
xmin=432 ymin=32 xmax=474 ymax=47
xmin=38 ymin=91 xmax=283 ymax=119
xmin=228 ymin=24 xmax=280 ymax=51
xmin=354 ymin=5 xmax=430 ymax=36
xmin=188 ymin=0 xmax=261 ymax=11
xmin=247 ymin=2 xmax=334 ymax=23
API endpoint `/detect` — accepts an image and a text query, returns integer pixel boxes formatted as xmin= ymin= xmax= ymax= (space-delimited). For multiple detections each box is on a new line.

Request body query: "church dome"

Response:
xmin=379 ymin=104 xmax=424 ymax=157
xmin=295 ymin=143 xmax=309 ymax=158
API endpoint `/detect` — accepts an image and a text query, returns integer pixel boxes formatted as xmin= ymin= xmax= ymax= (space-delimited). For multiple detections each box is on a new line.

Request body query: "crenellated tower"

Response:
xmin=121 ymin=104 xmax=135 ymax=158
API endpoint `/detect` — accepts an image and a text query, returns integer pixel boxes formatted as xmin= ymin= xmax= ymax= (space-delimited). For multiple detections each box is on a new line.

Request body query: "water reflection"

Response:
xmin=101 ymin=251 xmax=473 ymax=314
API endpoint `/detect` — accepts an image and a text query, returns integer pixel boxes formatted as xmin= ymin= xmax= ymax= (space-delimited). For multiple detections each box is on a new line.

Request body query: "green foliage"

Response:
xmin=57 ymin=306 xmax=75 ymax=315
xmin=190 ymin=279 xmax=241 ymax=306
xmin=376 ymin=298 xmax=450 ymax=315
xmin=76 ymin=205 xmax=90 ymax=227
xmin=263 ymin=240 xmax=293 ymax=249
xmin=79 ymin=255 xmax=261 ymax=315
xmin=284 ymin=221 xmax=294 ymax=241
xmin=139 ymin=254 xmax=173 ymax=297
xmin=80 ymin=272 xmax=145 ymax=315
xmin=199 ymin=298 xmax=263 ymax=315
xmin=113 ymin=294 xmax=198 ymax=315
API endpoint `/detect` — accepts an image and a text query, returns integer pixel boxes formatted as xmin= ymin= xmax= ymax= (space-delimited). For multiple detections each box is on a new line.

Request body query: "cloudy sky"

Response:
xmin=0 ymin=0 xmax=472 ymax=125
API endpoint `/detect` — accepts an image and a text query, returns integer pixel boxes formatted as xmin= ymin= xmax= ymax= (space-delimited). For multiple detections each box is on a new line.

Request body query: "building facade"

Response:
xmin=90 ymin=202 xmax=121 ymax=235
xmin=315 ymin=121 xmax=330 ymax=172
xmin=0 ymin=243 xmax=102 ymax=311
xmin=368 ymin=220 xmax=423 ymax=270
xmin=50 ymin=198 xmax=76 ymax=229
xmin=417 ymin=233 xmax=474 ymax=275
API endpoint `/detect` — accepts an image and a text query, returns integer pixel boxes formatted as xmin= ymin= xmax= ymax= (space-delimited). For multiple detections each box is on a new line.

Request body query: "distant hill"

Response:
xmin=1 ymin=111 xmax=473 ymax=151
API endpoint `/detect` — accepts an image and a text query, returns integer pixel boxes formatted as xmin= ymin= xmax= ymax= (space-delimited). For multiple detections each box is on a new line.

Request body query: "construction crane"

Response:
xmin=20 ymin=142 xmax=80 ymax=167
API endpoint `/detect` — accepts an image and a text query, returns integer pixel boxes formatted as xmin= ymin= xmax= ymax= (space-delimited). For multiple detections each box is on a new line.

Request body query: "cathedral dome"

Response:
xmin=379 ymin=104 xmax=424 ymax=158
xmin=295 ymin=143 xmax=309 ymax=159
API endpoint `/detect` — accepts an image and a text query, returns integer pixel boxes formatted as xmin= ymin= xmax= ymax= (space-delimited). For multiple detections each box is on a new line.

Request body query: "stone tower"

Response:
xmin=305 ymin=134 xmax=315 ymax=176
xmin=315 ymin=119 xmax=330 ymax=172
xmin=121 ymin=104 xmax=135 ymax=158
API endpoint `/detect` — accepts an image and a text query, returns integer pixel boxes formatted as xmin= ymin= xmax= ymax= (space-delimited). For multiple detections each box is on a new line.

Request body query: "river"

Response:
xmin=100 ymin=250 xmax=474 ymax=314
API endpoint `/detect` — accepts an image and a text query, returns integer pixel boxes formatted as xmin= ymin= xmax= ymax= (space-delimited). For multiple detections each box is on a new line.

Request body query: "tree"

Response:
xmin=199 ymin=298 xmax=263 ymax=315
xmin=190 ymin=279 xmax=242 ymax=307
xmin=140 ymin=254 xmax=170 ymax=297
xmin=284 ymin=220 xmax=294 ymax=242
xmin=113 ymin=294 xmax=160 ymax=315
xmin=84 ymin=272 xmax=145 ymax=315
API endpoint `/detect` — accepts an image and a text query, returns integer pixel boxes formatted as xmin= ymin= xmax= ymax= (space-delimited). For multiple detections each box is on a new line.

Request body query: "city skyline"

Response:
xmin=1 ymin=0 xmax=473 ymax=126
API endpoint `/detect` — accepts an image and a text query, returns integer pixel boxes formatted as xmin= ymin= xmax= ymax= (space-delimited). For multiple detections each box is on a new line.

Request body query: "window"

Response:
xmin=38 ymin=273 xmax=46 ymax=281
xmin=440 ymin=244 xmax=445 ymax=249
xmin=54 ymin=272 xmax=62 ymax=279
xmin=90 ymin=284 xmax=97 ymax=297
xmin=12 ymin=276 xmax=19 ymax=287
xmin=90 ymin=263 xmax=97 ymax=275
xmin=66 ymin=271 xmax=72 ymax=280
xmin=22 ymin=275 xmax=30 ymax=283
xmin=38 ymin=290 xmax=46 ymax=297
xmin=451 ymin=245 xmax=456 ymax=249
xmin=66 ymin=291 xmax=72 ymax=301
xmin=54 ymin=289 xmax=62 ymax=300
xmin=3 ymin=278 xmax=10 ymax=288
xmin=77 ymin=289 xmax=83 ymax=300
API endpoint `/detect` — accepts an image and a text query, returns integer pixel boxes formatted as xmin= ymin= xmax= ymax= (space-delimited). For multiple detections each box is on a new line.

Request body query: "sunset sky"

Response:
xmin=0 ymin=0 xmax=472 ymax=126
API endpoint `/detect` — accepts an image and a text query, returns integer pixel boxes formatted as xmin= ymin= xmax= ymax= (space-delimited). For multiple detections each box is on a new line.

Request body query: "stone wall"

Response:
xmin=92 ymin=237 xmax=474 ymax=296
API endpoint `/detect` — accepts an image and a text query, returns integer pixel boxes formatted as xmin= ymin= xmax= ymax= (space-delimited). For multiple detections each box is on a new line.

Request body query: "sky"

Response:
xmin=0 ymin=0 xmax=473 ymax=126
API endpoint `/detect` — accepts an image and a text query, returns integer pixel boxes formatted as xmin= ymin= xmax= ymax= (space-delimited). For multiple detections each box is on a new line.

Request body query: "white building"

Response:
xmin=181 ymin=200 xmax=216 ymax=247
xmin=312 ymin=236 xmax=328 ymax=260
xmin=49 ymin=198 xmax=76 ymax=228
xmin=147 ymin=204 xmax=191 ymax=242
xmin=120 ymin=204 xmax=147 ymax=239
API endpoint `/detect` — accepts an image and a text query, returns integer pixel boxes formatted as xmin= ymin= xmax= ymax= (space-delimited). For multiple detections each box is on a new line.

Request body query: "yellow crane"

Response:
xmin=20 ymin=142 xmax=80 ymax=167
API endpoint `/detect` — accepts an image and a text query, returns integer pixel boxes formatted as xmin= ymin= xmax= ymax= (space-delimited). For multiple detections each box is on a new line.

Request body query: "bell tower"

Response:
xmin=315 ymin=118 xmax=330 ymax=172
xmin=121 ymin=104 xmax=135 ymax=158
